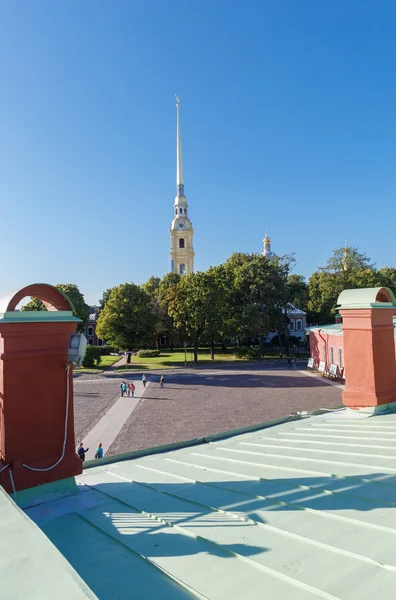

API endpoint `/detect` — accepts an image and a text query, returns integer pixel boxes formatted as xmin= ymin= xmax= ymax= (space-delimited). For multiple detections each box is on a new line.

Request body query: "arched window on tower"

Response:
xmin=179 ymin=263 xmax=186 ymax=275
xmin=179 ymin=238 xmax=185 ymax=248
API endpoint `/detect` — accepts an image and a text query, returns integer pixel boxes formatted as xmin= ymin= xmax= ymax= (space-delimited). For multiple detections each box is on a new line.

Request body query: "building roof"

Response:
xmin=8 ymin=410 xmax=396 ymax=599
xmin=308 ymin=318 xmax=396 ymax=339
xmin=287 ymin=303 xmax=307 ymax=316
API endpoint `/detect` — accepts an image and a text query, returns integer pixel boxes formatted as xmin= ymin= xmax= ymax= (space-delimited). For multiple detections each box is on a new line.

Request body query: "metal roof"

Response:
xmin=9 ymin=410 xmax=396 ymax=599
xmin=337 ymin=287 xmax=396 ymax=309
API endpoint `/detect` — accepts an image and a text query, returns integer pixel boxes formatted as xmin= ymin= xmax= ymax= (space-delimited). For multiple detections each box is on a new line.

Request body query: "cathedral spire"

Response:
xmin=175 ymin=94 xmax=184 ymax=196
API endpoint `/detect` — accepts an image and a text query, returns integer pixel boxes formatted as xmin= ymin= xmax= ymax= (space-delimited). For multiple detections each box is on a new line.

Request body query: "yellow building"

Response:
xmin=170 ymin=95 xmax=194 ymax=275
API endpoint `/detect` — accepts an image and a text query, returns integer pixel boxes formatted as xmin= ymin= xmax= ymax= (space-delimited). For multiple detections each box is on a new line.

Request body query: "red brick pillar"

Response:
xmin=0 ymin=284 xmax=83 ymax=494
xmin=338 ymin=287 xmax=396 ymax=409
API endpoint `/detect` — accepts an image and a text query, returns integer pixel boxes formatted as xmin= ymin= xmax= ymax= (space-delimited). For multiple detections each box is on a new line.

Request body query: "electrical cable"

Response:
xmin=8 ymin=468 xmax=16 ymax=502
xmin=0 ymin=462 xmax=10 ymax=475
xmin=22 ymin=364 xmax=71 ymax=472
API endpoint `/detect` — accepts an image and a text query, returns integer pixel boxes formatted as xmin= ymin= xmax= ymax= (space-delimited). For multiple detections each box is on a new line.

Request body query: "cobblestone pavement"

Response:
xmin=106 ymin=367 xmax=343 ymax=456
xmin=74 ymin=378 xmax=121 ymax=442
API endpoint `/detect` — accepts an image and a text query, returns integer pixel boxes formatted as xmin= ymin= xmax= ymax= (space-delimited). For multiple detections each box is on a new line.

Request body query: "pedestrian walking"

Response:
xmin=279 ymin=351 xmax=282 ymax=360
xmin=120 ymin=381 xmax=127 ymax=397
xmin=287 ymin=357 xmax=293 ymax=369
xmin=95 ymin=443 xmax=104 ymax=459
xmin=160 ymin=375 xmax=164 ymax=388
xmin=142 ymin=374 xmax=147 ymax=388
xmin=77 ymin=442 xmax=89 ymax=462
xmin=130 ymin=382 xmax=135 ymax=397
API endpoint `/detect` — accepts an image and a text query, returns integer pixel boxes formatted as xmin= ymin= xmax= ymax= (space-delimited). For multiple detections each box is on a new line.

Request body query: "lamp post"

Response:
xmin=184 ymin=341 xmax=187 ymax=367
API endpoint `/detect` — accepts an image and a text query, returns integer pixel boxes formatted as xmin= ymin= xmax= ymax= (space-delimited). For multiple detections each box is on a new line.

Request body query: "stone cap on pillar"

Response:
xmin=0 ymin=284 xmax=81 ymax=323
xmin=337 ymin=287 xmax=396 ymax=310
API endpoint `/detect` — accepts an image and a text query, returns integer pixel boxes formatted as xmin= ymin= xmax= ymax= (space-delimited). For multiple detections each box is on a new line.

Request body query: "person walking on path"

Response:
xmin=77 ymin=442 xmax=89 ymax=462
xmin=160 ymin=375 xmax=164 ymax=388
xmin=142 ymin=374 xmax=147 ymax=388
xmin=287 ymin=357 xmax=293 ymax=369
xmin=95 ymin=443 xmax=104 ymax=459
xmin=130 ymin=382 xmax=135 ymax=397
xmin=120 ymin=381 xmax=127 ymax=397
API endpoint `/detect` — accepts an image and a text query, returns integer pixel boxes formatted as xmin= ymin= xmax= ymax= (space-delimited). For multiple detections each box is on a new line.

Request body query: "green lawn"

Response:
xmin=74 ymin=353 xmax=120 ymax=373
xmin=115 ymin=350 xmax=295 ymax=371
xmin=100 ymin=355 xmax=121 ymax=367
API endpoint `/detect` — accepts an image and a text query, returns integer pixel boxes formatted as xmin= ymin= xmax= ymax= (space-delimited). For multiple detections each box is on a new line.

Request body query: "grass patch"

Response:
xmin=100 ymin=355 xmax=121 ymax=367
xmin=74 ymin=353 xmax=121 ymax=373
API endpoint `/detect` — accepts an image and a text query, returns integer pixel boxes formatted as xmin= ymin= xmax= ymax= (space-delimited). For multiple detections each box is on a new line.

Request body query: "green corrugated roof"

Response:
xmin=3 ymin=410 xmax=396 ymax=599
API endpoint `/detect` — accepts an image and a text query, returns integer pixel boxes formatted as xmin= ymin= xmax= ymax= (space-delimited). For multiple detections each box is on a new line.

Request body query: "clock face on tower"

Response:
xmin=178 ymin=222 xmax=184 ymax=229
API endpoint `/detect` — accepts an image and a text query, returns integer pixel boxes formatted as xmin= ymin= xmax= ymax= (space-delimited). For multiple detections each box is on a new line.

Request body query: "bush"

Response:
xmin=82 ymin=345 xmax=102 ymax=368
xmin=137 ymin=349 xmax=160 ymax=358
xmin=234 ymin=346 xmax=259 ymax=360
xmin=233 ymin=346 xmax=250 ymax=358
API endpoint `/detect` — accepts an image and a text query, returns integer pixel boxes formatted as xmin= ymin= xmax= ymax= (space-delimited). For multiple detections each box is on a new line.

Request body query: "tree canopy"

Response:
xmin=96 ymin=283 xmax=158 ymax=350
xmin=21 ymin=283 xmax=90 ymax=332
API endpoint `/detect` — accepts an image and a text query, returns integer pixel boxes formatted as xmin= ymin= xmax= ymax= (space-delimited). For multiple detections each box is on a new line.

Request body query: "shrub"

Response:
xmin=82 ymin=345 xmax=102 ymax=368
xmin=234 ymin=346 xmax=259 ymax=360
xmin=137 ymin=349 xmax=160 ymax=358
xmin=233 ymin=346 xmax=250 ymax=358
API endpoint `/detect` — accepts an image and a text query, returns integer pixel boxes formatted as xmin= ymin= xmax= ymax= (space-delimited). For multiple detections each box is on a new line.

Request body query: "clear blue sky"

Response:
xmin=1 ymin=1 xmax=396 ymax=305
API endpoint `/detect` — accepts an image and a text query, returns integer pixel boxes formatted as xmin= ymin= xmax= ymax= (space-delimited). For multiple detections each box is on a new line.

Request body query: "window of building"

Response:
xmin=322 ymin=343 xmax=325 ymax=361
xmin=88 ymin=326 xmax=93 ymax=336
xmin=89 ymin=338 xmax=94 ymax=346
xmin=179 ymin=263 xmax=186 ymax=274
xmin=338 ymin=347 xmax=343 ymax=369
xmin=330 ymin=345 xmax=334 ymax=365
xmin=289 ymin=320 xmax=294 ymax=330
xmin=179 ymin=238 xmax=185 ymax=248
xmin=98 ymin=339 xmax=102 ymax=347
xmin=296 ymin=319 xmax=302 ymax=331
xmin=180 ymin=208 xmax=183 ymax=214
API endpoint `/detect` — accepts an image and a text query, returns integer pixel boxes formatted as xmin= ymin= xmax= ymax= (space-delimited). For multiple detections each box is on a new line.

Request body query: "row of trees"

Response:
xmin=21 ymin=247 xmax=396 ymax=362
xmin=96 ymin=252 xmax=300 ymax=361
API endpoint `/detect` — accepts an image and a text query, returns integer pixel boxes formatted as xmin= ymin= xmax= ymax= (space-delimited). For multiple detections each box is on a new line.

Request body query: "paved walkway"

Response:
xmin=83 ymin=380 xmax=149 ymax=460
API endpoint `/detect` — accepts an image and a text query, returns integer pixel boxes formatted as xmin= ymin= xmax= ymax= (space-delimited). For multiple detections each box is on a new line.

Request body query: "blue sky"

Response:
xmin=1 ymin=1 xmax=396 ymax=305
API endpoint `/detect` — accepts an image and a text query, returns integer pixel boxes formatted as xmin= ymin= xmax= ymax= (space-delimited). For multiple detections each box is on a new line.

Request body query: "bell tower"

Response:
xmin=170 ymin=95 xmax=194 ymax=275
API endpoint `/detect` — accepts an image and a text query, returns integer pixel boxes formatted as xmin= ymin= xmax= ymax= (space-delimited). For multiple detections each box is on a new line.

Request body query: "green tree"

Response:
xmin=96 ymin=283 xmax=158 ymax=350
xmin=307 ymin=246 xmax=377 ymax=324
xmin=377 ymin=267 xmax=396 ymax=295
xmin=223 ymin=252 xmax=291 ymax=356
xmin=21 ymin=283 xmax=90 ymax=332
xmin=99 ymin=288 xmax=114 ymax=310
xmin=286 ymin=274 xmax=308 ymax=311
xmin=168 ymin=271 xmax=225 ymax=362
xmin=141 ymin=276 xmax=161 ymax=297
xmin=157 ymin=273 xmax=181 ymax=347
xmin=21 ymin=297 xmax=46 ymax=311
xmin=56 ymin=284 xmax=90 ymax=332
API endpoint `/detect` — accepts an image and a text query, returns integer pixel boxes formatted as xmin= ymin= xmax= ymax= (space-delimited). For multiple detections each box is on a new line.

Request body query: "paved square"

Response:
xmin=98 ymin=367 xmax=343 ymax=456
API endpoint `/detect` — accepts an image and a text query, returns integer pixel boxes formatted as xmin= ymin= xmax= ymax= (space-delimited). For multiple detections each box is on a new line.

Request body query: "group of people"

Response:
xmin=77 ymin=442 xmax=103 ymax=461
xmin=120 ymin=381 xmax=136 ymax=397
xmin=120 ymin=374 xmax=164 ymax=395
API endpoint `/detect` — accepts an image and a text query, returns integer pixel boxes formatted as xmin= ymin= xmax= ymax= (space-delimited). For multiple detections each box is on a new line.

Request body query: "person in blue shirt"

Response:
xmin=78 ymin=442 xmax=89 ymax=461
xmin=95 ymin=443 xmax=104 ymax=459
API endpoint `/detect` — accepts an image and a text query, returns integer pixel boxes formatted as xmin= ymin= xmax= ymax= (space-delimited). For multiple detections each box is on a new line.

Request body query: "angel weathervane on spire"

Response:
xmin=174 ymin=94 xmax=180 ymax=106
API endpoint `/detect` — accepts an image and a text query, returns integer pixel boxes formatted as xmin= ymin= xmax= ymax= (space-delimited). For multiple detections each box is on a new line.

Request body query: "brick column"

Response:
xmin=340 ymin=302 xmax=396 ymax=408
